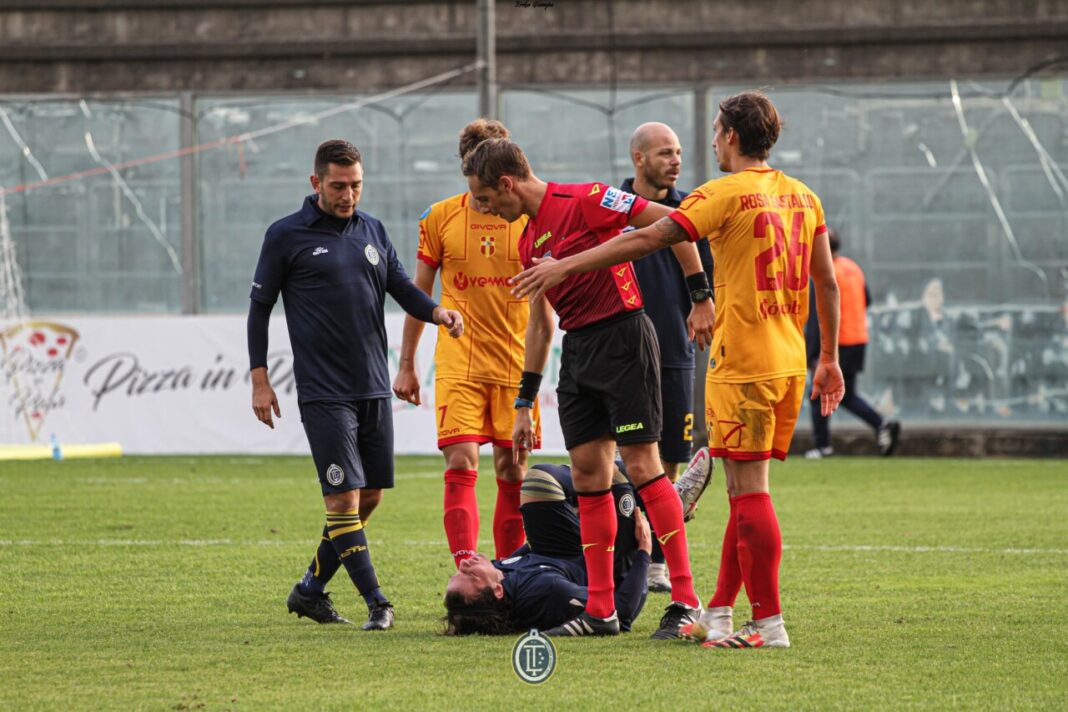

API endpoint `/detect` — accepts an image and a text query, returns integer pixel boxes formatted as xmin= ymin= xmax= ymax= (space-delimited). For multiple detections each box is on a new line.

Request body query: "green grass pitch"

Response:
xmin=1 ymin=455 xmax=1066 ymax=710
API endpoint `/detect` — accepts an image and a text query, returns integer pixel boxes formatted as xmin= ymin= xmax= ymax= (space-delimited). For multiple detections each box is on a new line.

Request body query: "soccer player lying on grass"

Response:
xmin=443 ymin=449 xmax=712 ymax=636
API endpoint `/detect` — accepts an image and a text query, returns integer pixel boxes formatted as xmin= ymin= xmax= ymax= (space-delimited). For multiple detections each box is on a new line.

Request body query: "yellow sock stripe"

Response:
xmin=327 ymin=522 xmax=364 ymax=538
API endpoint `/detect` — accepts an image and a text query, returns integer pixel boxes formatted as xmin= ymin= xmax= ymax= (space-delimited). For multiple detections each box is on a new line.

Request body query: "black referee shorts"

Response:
xmin=557 ymin=311 xmax=662 ymax=451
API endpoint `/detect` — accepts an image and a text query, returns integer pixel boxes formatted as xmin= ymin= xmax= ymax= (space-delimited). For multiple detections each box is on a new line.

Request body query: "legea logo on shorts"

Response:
xmin=325 ymin=464 xmax=345 ymax=486
xmin=512 ymin=629 xmax=556 ymax=684
xmin=615 ymin=422 xmax=644 ymax=434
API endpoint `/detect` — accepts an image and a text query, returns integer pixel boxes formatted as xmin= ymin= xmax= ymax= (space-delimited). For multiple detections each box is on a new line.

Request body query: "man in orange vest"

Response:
xmin=805 ymin=229 xmax=901 ymax=458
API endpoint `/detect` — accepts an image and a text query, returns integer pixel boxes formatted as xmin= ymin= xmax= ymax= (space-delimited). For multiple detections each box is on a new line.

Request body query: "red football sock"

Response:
xmin=577 ymin=491 xmax=617 ymax=619
xmin=493 ymin=477 xmax=525 ymax=558
xmin=443 ymin=468 xmax=479 ymax=567
xmin=734 ymin=491 xmax=782 ymax=619
xmin=637 ymin=475 xmax=699 ymax=609
xmin=708 ymin=495 xmax=743 ymax=608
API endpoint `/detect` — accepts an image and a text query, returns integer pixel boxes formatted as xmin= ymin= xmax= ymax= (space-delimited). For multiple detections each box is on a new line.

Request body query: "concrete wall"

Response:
xmin=0 ymin=0 xmax=1065 ymax=93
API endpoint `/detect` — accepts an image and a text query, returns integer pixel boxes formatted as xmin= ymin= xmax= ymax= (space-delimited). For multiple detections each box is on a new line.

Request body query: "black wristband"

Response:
xmin=685 ymin=271 xmax=710 ymax=292
xmin=517 ymin=371 xmax=543 ymax=402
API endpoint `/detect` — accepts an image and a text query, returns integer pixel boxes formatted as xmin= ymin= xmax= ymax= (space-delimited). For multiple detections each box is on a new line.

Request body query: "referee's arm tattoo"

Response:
xmin=653 ymin=217 xmax=689 ymax=247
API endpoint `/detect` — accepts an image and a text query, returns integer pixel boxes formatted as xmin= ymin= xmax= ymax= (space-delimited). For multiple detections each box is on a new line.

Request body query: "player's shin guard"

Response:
xmin=708 ymin=496 xmax=743 ymax=608
xmin=577 ymin=491 xmax=618 ymax=619
xmin=443 ymin=468 xmax=479 ymax=566
xmin=734 ymin=492 xmax=782 ymax=619
xmin=300 ymin=525 xmax=341 ymax=594
xmin=493 ymin=477 xmax=525 ymax=559
xmin=637 ymin=475 xmax=700 ymax=609
xmin=325 ymin=509 xmax=383 ymax=601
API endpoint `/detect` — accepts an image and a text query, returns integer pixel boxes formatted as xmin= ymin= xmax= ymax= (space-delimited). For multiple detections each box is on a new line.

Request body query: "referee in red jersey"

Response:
xmin=462 ymin=138 xmax=713 ymax=639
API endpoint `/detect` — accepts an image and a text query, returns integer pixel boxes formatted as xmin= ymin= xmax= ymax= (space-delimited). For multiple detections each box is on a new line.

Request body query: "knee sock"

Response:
xmin=708 ymin=496 xmax=742 ymax=608
xmin=637 ymin=475 xmax=699 ymax=609
xmin=298 ymin=525 xmax=341 ymax=595
xmin=734 ymin=492 xmax=782 ymax=620
xmin=493 ymin=477 xmax=525 ymax=559
xmin=326 ymin=509 xmax=388 ymax=606
xmin=577 ymin=491 xmax=618 ymax=619
xmin=443 ymin=468 xmax=479 ymax=566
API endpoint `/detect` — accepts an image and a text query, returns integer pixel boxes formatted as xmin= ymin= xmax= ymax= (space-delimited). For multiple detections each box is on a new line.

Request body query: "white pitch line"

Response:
xmin=0 ymin=539 xmax=1065 ymax=556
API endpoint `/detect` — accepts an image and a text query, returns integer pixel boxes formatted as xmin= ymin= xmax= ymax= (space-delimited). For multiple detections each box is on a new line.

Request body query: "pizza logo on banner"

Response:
xmin=480 ymin=235 xmax=496 ymax=257
xmin=0 ymin=321 xmax=79 ymax=441
xmin=600 ymin=187 xmax=636 ymax=214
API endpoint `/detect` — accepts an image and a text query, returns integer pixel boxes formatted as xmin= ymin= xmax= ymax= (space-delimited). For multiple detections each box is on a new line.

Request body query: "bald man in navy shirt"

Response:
xmin=248 ymin=139 xmax=463 ymax=631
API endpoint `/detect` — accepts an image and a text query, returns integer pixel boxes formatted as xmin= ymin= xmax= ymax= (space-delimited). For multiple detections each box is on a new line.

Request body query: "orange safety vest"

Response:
xmin=835 ymin=256 xmax=869 ymax=346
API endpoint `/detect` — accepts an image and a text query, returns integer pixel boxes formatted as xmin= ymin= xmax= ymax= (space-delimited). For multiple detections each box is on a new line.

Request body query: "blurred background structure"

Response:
xmin=0 ymin=0 xmax=1065 ymax=453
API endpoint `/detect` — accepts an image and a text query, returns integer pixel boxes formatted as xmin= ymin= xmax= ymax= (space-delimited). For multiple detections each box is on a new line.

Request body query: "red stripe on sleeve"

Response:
xmin=416 ymin=252 xmax=439 ymax=269
xmin=669 ymin=212 xmax=701 ymax=242
xmin=814 ymin=223 xmax=828 ymax=236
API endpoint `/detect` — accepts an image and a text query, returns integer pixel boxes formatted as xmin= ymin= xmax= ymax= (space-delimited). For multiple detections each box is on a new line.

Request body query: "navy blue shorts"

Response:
xmin=299 ymin=399 xmax=395 ymax=496
xmin=524 ymin=464 xmax=639 ymax=570
xmin=659 ymin=367 xmax=695 ymax=465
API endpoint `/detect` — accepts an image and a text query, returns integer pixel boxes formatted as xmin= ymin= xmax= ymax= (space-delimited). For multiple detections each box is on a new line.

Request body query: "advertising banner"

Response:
xmin=0 ymin=314 xmax=566 ymax=455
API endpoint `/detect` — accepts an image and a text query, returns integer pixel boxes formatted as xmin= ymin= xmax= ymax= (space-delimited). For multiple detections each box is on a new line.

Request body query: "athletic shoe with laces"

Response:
xmin=647 ymin=562 xmax=672 ymax=593
xmin=286 ymin=584 xmax=352 ymax=624
xmin=680 ymin=606 xmax=733 ymax=643
xmin=877 ymin=420 xmax=901 ymax=456
xmin=361 ymin=602 xmax=394 ymax=631
xmin=804 ymin=446 xmax=833 ymax=460
xmin=703 ymin=618 xmax=790 ymax=649
xmin=544 ymin=611 xmax=620 ymax=637
xmin=675 ymin=447 xmax=713 ymax=522
xmin=650 ymin=602 xmax=700 ymax=640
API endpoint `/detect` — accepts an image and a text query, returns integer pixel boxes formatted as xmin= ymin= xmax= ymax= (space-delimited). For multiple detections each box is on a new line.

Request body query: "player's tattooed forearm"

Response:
xmin=654 ymin=217 xmax=687 ymax=246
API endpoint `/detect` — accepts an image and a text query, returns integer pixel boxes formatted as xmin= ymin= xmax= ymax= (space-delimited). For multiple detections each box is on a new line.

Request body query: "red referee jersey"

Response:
xmin=519 ymin=182 xmax=649 ymax=331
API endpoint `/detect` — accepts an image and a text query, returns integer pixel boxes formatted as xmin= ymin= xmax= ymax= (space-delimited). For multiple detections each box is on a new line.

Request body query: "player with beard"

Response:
xmin=622 ymin=122 xmax=715 ymax=594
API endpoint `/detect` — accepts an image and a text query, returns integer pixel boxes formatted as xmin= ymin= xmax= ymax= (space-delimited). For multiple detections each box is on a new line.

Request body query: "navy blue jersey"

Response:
xmin=250 ymin=195 xmax=436 ymax=403
xmin=621 ymin=178 xmax=715 ymax=369
xmin=496 ymin=462 xmax=649 ymax=631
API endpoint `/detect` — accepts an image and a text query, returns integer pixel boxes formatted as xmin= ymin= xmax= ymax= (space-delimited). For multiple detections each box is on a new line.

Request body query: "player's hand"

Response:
xmin=634 ymin=509 xmax=652 ymax=554
xmin=252 ymin=380 xmax=281 ymax=429
xmin=810 ymin=357 xmax=845 ymax=416
xmin=512 ymin=408 xmax=535 ymax=465
xmin=510 ymin=255 xmax=566 ymax=302
xmin=687 ymin=299 xmax=714 ymax=350
xmin=392 ymin=364 xmax=421 ymax=406
xmin=433 ymin=307 xmax=464 ymax=338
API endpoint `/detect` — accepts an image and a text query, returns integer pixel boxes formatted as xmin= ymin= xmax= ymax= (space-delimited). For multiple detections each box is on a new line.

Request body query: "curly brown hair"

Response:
xmin=442 ymin=588 xmax=517 ymax=636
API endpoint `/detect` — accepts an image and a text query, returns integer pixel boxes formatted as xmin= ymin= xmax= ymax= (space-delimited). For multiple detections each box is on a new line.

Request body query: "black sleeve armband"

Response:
xmin=685 ymin=271 xmax=710 ymax=292
xmin=517 ymin=371 xmax=543 ymax=402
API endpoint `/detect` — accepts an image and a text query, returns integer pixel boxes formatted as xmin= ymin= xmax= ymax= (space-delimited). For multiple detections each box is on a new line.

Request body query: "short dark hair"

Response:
xmin=827 ymin=227 xmax=841 ymax=254
xmin=314 ymin=139 xmax=362 ymax=177
xmin=458 ymin=118 xmax=510 ymax=161
xmin=462 ymin=138 xmax=532 ymax=188
xmin=718 ymin=92 xmax=782 ymax=160
xmin=442 ymin=588 xmax=516 ymax=636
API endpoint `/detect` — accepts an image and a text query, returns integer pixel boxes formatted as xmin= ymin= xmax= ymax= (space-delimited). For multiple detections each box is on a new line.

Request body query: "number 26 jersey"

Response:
xmin=668 ymin=168 xmax=827 ymax=384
